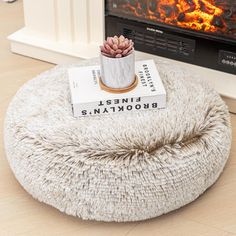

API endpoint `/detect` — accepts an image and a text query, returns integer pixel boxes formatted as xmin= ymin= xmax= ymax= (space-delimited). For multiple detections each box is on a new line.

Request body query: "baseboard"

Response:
xmin=222 ymin=96 xmax=236 ymax=114
xmin=8 ymin=28 xmax=100 ymax=64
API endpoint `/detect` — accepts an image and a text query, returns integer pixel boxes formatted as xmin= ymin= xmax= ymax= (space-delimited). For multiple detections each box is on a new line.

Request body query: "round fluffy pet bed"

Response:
xmin=4 ymin=58 xmax=231 ymax=222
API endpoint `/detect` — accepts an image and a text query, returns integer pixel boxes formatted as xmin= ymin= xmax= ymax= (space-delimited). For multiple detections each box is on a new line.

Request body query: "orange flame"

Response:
xmin=120 ymin=0 xmax=227 ymax=34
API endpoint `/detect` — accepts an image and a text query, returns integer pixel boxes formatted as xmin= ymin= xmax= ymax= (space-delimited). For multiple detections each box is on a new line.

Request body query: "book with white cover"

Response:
xmin=68 ymin=60 xmax=166 ymax=117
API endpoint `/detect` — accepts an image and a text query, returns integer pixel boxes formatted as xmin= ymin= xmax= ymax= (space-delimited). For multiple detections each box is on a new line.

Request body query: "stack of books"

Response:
xmin=68 ymin=60 xmax=166 ymax=117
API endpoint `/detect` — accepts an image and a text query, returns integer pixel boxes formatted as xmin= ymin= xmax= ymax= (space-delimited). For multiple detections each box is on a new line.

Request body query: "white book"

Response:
xmin=68 ymin=60 xmax=166 ymax=117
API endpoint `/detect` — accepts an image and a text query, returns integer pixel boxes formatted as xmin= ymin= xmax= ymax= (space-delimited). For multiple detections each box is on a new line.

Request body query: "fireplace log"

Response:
xmin=198 ymin=17 xmax=204 ymax=23
xmin=161 ymin=5 xmax=173 ymax=18
xmin=129 ymin=0 xmax=136 ymax=7
xmin=211 ymin=15 xmax=224 ymax=28
xmin=148 ymin=0 xmax=157 ymax=12
xmin=186 ymin=0 xmax=196 ymax=12
xmin=177 ymin=12 xmax=185 ymax=22
xmin=222 ymin=8 xmax=234 ymax=20
xmin=140 ymin=1 xmax=148 ymax=12
xmin=199 ymin=0 xmax=215 ymax=14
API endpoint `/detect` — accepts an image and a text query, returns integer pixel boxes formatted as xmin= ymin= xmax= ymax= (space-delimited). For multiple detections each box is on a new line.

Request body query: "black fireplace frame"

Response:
xmin=105 ymin=2 xmax=236 ymax=75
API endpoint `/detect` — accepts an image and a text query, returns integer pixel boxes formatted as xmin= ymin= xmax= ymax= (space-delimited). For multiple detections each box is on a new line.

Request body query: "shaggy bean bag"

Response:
xmin=4 ymin=58 xmax=231 ymax=222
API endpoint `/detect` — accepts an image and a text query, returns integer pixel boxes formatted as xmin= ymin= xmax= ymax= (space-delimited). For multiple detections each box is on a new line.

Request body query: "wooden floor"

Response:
xmin=0 ymin=1 xmax=236 ymax=235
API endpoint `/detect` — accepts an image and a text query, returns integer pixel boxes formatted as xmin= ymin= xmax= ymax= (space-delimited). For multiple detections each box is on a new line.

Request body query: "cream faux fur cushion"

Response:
xmin=4 ymin=58 xmax=231 ymax=222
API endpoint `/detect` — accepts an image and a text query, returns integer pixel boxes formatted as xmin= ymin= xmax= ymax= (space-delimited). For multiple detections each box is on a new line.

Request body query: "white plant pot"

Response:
xmin=100 ymin=51 xmax=135 ymax=89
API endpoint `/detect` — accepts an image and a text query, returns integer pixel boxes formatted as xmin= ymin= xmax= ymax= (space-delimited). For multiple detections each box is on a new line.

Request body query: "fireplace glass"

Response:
xmin=106 ymin=0 xmax=236 ymax=42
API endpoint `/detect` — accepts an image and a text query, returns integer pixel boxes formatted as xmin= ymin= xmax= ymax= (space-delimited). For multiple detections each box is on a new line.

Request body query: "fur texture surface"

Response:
xmin=4 ymin=58 xmax=231 ymax=222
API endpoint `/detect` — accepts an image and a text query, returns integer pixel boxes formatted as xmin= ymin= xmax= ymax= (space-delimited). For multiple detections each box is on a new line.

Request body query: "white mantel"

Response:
xmin=8 ymin=0 xmax=104 ymax=64
xmin=8 ymin=0 xmax=236 ymax=113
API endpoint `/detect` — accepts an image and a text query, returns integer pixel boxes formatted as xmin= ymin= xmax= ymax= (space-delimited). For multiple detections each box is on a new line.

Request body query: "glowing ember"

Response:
xmin=108 ymin=0 xmax=236 ymax=38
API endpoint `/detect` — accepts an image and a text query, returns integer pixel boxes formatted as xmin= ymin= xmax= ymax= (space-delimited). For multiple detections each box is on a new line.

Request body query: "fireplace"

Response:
xmin=105 ymin=0 xmax=236 ymax=74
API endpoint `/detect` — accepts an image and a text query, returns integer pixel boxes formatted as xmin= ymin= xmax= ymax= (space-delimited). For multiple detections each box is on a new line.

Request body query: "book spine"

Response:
xmin=73 ymin=95 xmax=166 ymax=117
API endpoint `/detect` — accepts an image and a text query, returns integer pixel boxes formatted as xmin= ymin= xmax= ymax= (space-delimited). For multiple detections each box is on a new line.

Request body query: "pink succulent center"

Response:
xmin=100 ymin=35 xmax=134 ymax=58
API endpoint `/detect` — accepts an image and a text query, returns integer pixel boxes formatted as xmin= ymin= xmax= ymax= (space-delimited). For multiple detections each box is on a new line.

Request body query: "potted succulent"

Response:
xmin=100 ymin=35 xmax=137 ymax=93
